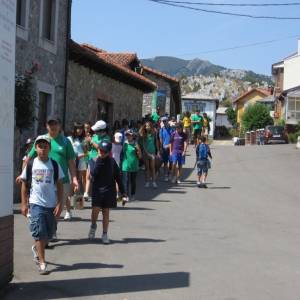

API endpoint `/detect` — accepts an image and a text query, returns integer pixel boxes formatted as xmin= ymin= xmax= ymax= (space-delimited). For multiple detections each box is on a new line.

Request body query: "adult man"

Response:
xmin=19 ymin=116 xmax=79 ymax=222
xmin=191 ymin=110 xmax=203 ymax=144
xmin=202 ymin=113 xmax=211 ymax=139
xmin=159 ymin=116 xmax=172 ymax=181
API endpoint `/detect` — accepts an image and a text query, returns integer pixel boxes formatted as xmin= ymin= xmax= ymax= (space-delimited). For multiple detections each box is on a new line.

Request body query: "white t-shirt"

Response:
xmin=112 ymin=143 xmax=122 ymax=166
xmin=21 ymin=157 xmax=64 ymax=208
xmin=68 ymin=136 xmax=84 ymax=155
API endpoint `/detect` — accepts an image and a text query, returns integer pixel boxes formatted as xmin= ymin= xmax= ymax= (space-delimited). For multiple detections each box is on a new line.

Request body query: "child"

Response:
xmin=20 ymin=135 xmax=64 ymax=275
xmin=196 ymin=136 xmax=212 ymax=188
xmin=86 ymin=140 xmax=126 ymax=244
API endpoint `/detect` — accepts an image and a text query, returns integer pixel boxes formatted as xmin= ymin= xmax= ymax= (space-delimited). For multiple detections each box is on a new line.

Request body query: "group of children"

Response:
xmin=18 ymin=112 xmax=212 ymax=275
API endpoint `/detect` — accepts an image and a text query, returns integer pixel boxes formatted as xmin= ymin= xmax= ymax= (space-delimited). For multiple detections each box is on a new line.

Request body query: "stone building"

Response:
xmin=65 ymin=41 xmax=156 ymax=131
xmin=16 ymin=0 xmax=71 ymax=134
xmin=141 ymin=66 xmax=181 ymax=117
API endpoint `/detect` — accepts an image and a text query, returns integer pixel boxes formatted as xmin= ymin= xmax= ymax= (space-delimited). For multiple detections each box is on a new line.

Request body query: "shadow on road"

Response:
xmin=5 ymin=272 xmax=189 ymax=299
xmin=48 ymin=262 xmax=123 ymax=273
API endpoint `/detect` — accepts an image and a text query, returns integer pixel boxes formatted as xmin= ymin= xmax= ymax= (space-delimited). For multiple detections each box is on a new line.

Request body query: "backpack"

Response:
xmin=26 ymin=158 xmax=59 ymax=191
xmin=198 ymin=143 xmax=208 ymax=160
xmin=88 ymin=157 xmax=115 ymax=183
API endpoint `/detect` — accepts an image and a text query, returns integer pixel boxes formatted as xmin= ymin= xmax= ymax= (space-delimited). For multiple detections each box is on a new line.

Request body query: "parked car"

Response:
xmin=264 ymin=125 xmax=288 ymax=144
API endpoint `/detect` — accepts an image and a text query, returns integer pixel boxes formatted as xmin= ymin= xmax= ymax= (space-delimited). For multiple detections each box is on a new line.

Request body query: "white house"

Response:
xmin=216 ymin=107 xmax=232 ymax=128
xmin=181 ymin=93 xmax=218 ymax=137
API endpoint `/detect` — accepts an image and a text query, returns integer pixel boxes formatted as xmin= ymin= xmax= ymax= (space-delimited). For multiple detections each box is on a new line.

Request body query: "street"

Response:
xmin=3 ymin=144 xmax=300 ymax=300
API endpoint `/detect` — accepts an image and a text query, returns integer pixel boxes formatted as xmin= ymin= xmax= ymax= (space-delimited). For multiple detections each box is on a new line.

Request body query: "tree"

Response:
xmin=241 ymin=103 xmax=273 ymax=131
xmin=225 ymin=107 xmax=237 ymax=127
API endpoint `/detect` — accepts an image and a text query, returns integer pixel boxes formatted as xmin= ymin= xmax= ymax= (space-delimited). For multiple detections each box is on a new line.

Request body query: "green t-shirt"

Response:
xmin=144 ymin=134 xmax=156 ymax=154
xmin=152 ymin=112 xmax=160 ymax=123
xmin=29 ymin=134 xmax=76 ymax=184
xmin=122 ymin=142 xmax=139 ymax=172
xmin=192 ymin=114 xmax=203 ymax=130
xmin=88 ymin=134 xmax=111 ymax=160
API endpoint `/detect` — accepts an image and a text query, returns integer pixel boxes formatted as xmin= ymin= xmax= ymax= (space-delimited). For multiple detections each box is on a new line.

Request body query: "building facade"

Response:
xmin=66 ymin=41 xmax=156 ymax=132
xmin=16 ymin=0 xmax=71 ymax=134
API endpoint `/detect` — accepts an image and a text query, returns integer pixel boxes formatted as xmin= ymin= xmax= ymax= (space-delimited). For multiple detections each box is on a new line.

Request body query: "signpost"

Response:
xmin=0 ymin=0 xmax=16 ymax=288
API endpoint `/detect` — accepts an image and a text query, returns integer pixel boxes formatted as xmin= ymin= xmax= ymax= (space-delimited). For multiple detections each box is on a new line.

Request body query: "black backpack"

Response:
xmin=26 ymin=158 xmax=59 ymax=190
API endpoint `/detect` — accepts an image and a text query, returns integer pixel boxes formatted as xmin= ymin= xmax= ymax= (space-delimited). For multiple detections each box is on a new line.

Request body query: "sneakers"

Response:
xmin=101 ymin=233 xmax=110 ymax=244
xmin=171 ymin=177 xmax=177 ymax=184
xmin=197 ymin=181 xmax=201 ymax=186
xmin=83 ymin=192 xmax=89 ymax=202
xmin=64 ymin=211 xmax=72 ymax=221
xmin=144 ymin=181 xmax=150 ymax=188
xmin=31 ymin=245 xmax=39 ymax=264
xmin=122 ymin=196 xmax=129 ymax=206
xmin=88 ymin=224 xmax=97 ymax=239
xmin=177 ymin=179 xmax=182 ymax=184
xmin=38 ymin=262 xmax=49 ymax=275
xmin=152 ymin=181 xmax=158 ymax=188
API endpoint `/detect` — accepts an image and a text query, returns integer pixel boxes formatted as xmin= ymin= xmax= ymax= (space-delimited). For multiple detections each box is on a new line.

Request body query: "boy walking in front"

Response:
xmin=20 ymin=135 xmax=64 ymax=275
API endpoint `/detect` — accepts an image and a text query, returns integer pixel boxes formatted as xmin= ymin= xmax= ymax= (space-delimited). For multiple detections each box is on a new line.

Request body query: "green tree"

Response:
xmin=225 ymin=107 xmax=237 ymax=127
xmin=241 ymin=103 xmax=273 ymax=131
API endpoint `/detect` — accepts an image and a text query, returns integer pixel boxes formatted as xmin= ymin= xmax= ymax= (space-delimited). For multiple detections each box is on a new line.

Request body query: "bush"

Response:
xmin=288 ymin=131 xmax=300 ymax=144
xmin=241 ymin=103 xmax=273 ymax=131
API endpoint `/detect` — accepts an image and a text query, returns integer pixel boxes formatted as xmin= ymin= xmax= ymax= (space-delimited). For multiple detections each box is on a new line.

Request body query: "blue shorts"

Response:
xmin=197 ymin=159 xmax=208 ymax=175
xmin=29 ymin=204 xmax=56 ymax=241
xmin=162 ymin=147 xmax=171 ymax=163
xmin=171 ymin=153 xmax=185 ymax=166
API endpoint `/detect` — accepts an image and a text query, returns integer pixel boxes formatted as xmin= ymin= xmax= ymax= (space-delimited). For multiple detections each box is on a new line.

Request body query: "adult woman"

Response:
xmin=139 ymin=121 xmax=160 ymax=188
xmin=68 ymin=122 xmax=88 ymax=208
xmin=122 ymin=130 xmax=142 ymax=201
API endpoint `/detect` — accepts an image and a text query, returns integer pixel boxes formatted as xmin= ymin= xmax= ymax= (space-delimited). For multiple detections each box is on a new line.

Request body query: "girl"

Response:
xmin=139 ymin=121 xmax=160 ymax=188
xmin=121 ymin=130 xmax=142 ymax=201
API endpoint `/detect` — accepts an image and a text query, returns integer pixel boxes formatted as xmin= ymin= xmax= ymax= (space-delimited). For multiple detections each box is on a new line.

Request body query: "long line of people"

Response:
xmin=17 ymin=111 xmax=212 ymax=275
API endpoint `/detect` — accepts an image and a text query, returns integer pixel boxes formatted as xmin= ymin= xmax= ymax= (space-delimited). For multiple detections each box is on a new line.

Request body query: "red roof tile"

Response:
xmin=141 ymin=66 xmax=180 ymax=84
xmin=233 ymin=88 xmax=272 ymax=103
xmin=70 ymin=40 xmax=156 ymax=93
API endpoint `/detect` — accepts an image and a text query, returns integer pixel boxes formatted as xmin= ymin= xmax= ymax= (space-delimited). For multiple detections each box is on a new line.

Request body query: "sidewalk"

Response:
xmin=211 ymin=139 xmax=233 ymax=146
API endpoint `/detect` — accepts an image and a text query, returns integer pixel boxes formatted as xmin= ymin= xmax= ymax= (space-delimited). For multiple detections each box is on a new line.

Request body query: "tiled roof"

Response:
xmin=141 ymin=66 xmax=180 ymax=84
xmin=233 ymin=88 xmax=272 ymax=103
xmin=69 ymin=40 xmax=156 ymax=93
xmin=82 ymin=44 xmax=138 ymax=68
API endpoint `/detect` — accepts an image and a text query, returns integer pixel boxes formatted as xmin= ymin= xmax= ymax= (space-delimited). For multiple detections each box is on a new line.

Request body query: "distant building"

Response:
xmin=272 ymin=39 xmax=300 ymax=125
xmin=66 ymin=41 xmax=156 ymax=131
xmin=141 ymin=66 xmax=181 ymax=117
xmin=181 ymin=93 xmax=219 ymax=137
xmin=233 ymin=88 xmax=272 ymax=124
xmin=216 ymin=107 xmax=232 ymax=128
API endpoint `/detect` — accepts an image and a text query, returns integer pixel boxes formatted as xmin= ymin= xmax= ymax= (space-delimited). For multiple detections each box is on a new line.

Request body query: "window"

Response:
xmin=42 ymin=0 xmax=56 ymax=41
xmin=287 ymin=97 xmax=300 ymax=122
xmin=16 ymin=0 xmax=26 ymax=27
xmin=97 ymin=100 xmax=113 ymax=126
xmin=37 ymin=92 xmax=52 ymax=134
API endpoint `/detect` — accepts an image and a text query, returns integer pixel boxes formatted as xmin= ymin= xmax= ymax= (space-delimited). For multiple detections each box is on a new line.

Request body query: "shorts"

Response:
xmin=193 ymin=128 xmax=202 ymax=140
xmin=77 ymin=157 xmax=87 ymax=171
xmin=162 ymin=147 xmax=170 ymax=163
xmin=29 ymin=204 xmax=55 ymax=241
xmin=170 ymin=152 xmax=185 ymax=166
xmin=197 ymin=160 xmax=208 ymax=175
xmin=92 ymin=195 xmax=117 ymax=209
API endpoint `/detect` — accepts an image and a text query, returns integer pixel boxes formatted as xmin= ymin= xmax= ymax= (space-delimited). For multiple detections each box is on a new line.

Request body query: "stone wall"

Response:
xmin=66 ymin=61 xmax=144 ymax=132
xmin=15 ymin=0 xmax=69 ymax=126
xmin=142 ymin=73 xmax=172 ymax=116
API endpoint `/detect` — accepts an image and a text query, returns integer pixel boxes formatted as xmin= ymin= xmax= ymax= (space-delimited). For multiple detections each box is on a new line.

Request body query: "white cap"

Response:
xmin=35 ymin=135 xmax=51 ymax=145
xmin=114 ymin=132 xmax=122 ymax=143
xmin=91 ymin=120 xmax=107 ymax=131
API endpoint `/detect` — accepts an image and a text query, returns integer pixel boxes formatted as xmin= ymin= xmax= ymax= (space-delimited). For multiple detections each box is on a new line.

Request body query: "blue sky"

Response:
xmin=71 ymin=0 xmax=300 ymax=75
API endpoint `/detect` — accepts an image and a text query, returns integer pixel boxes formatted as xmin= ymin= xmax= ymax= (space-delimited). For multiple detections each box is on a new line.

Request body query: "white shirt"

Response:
xmin=112 ymin=143 xmax=122 ymax=166
xmin=68 ymin=136 xmax=84 ymax=155
xmin=21 ymin=157 xmax=64 ymax=208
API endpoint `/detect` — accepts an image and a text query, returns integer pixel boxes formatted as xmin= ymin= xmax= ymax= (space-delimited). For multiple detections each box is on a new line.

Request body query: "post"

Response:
xmin=0 ymin=0 xmax=16 ymax=288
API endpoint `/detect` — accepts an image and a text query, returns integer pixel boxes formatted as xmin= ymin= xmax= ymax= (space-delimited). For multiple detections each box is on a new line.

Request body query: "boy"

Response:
xmin=20 ymin=135 xmax=64 ymax=275
xmin=196 ymin=136 xmax=212 ymax=188
xmin=85 ymin=140 xmax=126 ymax=244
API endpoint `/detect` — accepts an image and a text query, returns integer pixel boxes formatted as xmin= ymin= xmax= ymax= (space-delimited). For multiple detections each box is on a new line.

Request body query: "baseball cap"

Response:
xmin=47 ymin=115 xmax=60 ymax=123
xmin=98 ymin=140 xmax=112 ymax=153
xmin=91 ymin=120 xmax=107 ymax=132
xmin=125 ymin=129 xmax=134 ymax=136
xmin=161 ymin=116 xmax=168 ymax=122
xmin=114 ymin=132 xmax=122 ymax=143
xmin=35 ymin=135 xmax=51 ymax=145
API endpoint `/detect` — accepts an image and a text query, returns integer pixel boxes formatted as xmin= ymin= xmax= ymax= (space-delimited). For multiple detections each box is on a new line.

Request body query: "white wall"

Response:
xmin=0 ymin=0 xmax=16 ymax=217
xmin=284 ymin=55 xmax=300 ymax=91
xmin=216 ymin=114 xmax=232 ymax=128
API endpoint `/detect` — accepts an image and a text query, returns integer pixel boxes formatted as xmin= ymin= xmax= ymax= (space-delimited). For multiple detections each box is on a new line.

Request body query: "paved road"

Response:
xmin=3 ymin=144 xmax=300 ymax=300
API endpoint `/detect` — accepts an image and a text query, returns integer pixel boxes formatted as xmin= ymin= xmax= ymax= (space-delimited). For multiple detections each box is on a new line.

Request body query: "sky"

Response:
xmin=71 ymin=0 xmax=300 ymax=75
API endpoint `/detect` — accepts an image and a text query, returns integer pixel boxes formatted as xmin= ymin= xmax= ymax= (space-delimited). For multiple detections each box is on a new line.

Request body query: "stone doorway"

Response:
xmin=97 ymin=99 xmax=113 ymax=127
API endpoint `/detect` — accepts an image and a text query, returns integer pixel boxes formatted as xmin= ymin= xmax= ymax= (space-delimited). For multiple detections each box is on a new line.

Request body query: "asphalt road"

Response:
xmin=3 ymin=144 xmax=300 ymax=300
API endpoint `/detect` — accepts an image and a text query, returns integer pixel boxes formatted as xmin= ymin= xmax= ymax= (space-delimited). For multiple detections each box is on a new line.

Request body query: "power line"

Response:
xmin=174 ymin=34 xmax=300 ymax=56
xmin=148 ymin=0 xmax=300 ymax=19
xmin=155 ymin=0 xmax=300 ymax=7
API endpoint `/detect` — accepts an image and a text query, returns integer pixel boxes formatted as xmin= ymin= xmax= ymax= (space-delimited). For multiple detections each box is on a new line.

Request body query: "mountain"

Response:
xmin=141 ymin=56 xmax=272 ymax=85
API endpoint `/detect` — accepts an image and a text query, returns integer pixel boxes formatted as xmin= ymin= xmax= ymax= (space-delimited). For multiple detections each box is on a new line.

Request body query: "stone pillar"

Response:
xmin=0 ymin=0 xmax=16 ymax=288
